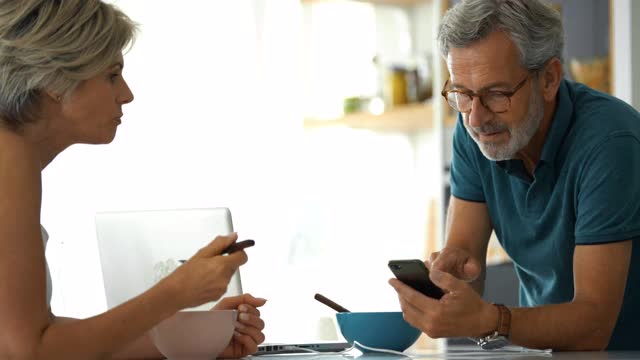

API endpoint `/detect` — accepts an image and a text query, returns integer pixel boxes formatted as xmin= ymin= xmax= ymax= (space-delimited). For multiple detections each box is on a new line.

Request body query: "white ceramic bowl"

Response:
xmin=149 ymin=310 xmax=237 ymax=360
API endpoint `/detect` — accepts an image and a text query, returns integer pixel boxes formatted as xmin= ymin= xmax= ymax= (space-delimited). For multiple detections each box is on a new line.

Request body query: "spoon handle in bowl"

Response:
xmin=314 ymin=293 xmax=350 ymax=313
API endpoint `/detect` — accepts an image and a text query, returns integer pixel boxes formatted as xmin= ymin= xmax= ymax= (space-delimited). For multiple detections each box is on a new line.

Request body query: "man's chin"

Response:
xmin=478 ymin=144 xmax=516 ymax=161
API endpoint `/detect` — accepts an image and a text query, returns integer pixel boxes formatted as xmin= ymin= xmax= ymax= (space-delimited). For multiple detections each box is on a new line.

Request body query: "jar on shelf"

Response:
xmin=384 ymin=65 xmax=408 ymax=107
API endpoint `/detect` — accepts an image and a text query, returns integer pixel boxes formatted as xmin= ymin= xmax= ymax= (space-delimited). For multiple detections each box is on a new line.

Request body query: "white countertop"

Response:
xmin=249 ymin=345 xmax=637 ymax=360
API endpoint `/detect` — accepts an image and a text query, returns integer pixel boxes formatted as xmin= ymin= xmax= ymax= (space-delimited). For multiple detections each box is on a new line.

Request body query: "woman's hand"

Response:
xmin=214 ymin=294 xmax=267 ymax=358
xmin=161 ymin=233 xmax=249 ymax=310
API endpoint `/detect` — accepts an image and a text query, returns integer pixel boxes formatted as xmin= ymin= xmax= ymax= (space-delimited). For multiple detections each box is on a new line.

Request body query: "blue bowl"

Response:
xmin=335 ymin=312 xmax=421 ymax=352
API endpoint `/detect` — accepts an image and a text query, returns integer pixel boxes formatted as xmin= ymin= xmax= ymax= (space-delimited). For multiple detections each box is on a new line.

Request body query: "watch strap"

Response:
xmin=495 ymin=303 xmax=511 ymax=338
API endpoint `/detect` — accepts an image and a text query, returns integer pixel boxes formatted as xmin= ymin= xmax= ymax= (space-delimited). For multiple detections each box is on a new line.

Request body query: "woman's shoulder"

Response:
xmin=0 ymin=129 xmax=41 ymax=183
xmin=0 ymin=128 xmax=38 ymax=158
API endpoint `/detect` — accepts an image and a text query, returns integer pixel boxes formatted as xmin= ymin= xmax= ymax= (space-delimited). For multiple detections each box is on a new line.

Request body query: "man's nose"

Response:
xmin=467 ymin=96 xmax=493 ymax=128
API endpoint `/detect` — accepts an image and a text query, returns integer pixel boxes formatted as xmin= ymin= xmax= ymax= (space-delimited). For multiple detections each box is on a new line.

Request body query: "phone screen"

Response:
xmin=388 ymin=259 xmax=444 ymax=299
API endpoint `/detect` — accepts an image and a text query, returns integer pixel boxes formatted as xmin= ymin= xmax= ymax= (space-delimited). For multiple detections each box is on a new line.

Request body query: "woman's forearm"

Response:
xmin=52 ymin=317 xmax=162 ymax=359
xmin=38 ymin=281 xmax=179 ymax=360
xmin=110 ymin=333 xmax=162 ymax=360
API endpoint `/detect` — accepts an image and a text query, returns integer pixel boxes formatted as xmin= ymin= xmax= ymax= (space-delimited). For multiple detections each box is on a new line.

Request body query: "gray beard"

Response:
xmin=470 ymin=87 xmax=545 ymax=161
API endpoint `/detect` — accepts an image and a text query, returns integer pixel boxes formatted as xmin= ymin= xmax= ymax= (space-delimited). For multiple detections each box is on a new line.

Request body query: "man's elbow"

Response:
xmin=563 ymin=299 xmax=617 ymax=351
xmin=566 ymin=328 xmax=612 ymax=351
xmin=567 ymin=340 xmax=608 ymax=352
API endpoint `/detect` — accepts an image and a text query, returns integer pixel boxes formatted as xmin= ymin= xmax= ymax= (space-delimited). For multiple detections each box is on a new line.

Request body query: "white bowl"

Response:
xmin=149 ymin=310 xmax=237 ymax=360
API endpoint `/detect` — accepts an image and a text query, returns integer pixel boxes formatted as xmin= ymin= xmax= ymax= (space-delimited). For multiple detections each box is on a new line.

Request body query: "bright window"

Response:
xmin=43 ymin=0 xmax=441 ymax=343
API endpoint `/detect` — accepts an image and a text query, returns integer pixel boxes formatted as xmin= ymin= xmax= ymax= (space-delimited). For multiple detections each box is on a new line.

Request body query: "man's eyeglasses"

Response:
xmin=440 ymin=73 xmax=533 ymax=114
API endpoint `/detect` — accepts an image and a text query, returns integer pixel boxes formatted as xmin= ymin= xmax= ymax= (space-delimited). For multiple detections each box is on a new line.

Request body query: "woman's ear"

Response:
xmin=44 ymin=90 xmax=62 ymax=103
xmin=540 ymin=58 xmax=563 ymax=102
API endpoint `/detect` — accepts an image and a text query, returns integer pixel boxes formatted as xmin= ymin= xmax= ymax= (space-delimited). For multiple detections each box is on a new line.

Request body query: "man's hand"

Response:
xmin=428 ymin=247 xmax=482 ymax=282
xmin=389 ymin=269 xmax=497 ymax=338
xmin=214 ymin=294 xmax=267 ymax=358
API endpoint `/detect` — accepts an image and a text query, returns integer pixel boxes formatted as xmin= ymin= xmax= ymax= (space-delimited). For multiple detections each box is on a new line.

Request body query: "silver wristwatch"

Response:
xmin=477 ymin=331 xmax=510 ymax=350
xmin=476 ymin=304 xmax=511 ymax=350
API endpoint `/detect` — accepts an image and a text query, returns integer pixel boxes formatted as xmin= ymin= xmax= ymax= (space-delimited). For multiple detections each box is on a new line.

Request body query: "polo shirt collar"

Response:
xmin=539 ymin=79 xmax=573 ymax=164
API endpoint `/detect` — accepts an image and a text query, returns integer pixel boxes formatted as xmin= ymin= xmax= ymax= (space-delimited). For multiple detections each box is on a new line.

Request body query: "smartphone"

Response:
xmin=388 ymin=259 xmax=444 ymax=299
xmin=222 ymin=239 xmax=255 ymax=254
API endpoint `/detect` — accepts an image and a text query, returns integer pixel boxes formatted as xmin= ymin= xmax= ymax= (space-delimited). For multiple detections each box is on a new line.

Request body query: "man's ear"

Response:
xmin=540 ymin=57 xmax=562 ymax=102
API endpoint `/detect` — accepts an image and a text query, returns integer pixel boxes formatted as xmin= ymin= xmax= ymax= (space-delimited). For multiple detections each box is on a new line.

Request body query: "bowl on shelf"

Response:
xmin=570 ymin=56 xmax=610 ymax=94
xmin=149 ymin=310 xmax=236 ymax=360
xmin=335 ymin=311 xmax=421 ymax=352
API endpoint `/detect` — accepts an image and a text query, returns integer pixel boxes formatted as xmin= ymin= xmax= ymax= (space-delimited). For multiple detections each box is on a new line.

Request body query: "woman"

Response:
xmin=0 ymin=1 xmax=266 ymax=359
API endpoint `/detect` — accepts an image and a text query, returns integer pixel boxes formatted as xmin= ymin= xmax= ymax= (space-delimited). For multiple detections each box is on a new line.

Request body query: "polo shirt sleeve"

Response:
xmin=450 ymin=116 xmax=485 ymax=202
xmin=575 ymin=134 xmax=640 ymax=244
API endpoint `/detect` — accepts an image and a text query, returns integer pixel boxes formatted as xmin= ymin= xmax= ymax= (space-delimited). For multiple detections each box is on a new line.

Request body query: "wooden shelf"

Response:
xmin=303 ymin=101 xmax=456 ymax=132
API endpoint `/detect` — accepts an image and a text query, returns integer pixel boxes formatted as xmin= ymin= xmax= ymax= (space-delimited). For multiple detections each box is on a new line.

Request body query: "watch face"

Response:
xmin=479 ymin=336 xmax=509 ymax=350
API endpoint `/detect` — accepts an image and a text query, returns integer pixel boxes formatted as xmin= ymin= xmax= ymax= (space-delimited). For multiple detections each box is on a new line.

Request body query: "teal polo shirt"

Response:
xmin=450 ymin=80 xmax=640 ymax=350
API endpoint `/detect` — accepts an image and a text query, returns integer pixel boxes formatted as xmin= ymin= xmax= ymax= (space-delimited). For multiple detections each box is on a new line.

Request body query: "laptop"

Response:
xmin=95 ymin=207 xmax=242 ymax=310
xmin=254 ymin=341 xmax=352 ymax=355
xmin=96 ymin=207 xmax=350 ymax=354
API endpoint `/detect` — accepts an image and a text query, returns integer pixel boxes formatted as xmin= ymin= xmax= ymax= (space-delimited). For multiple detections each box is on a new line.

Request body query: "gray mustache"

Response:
xmin=470 ymin=122 xmax=508 ymax=135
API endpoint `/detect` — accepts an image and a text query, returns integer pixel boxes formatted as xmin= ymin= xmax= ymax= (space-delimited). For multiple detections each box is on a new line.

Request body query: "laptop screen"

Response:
xmin=95 ymin=207 xmax=242 ymax=310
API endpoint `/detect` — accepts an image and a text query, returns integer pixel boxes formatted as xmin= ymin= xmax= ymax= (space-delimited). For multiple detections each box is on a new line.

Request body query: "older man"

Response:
xmin=389 ymin=0 xmax=640 ymax=351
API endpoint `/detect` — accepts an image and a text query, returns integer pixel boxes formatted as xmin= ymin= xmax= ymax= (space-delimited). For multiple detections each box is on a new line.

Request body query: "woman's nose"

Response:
xmin=119 ymin=79 xmax=134 ymax=105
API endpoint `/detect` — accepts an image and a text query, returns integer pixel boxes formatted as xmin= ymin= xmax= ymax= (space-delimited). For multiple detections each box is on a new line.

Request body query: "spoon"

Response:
xmin=314 ymin=293 xmax=351 ymax=313
xmin=179 ymin=239 xmax=256 ymax=263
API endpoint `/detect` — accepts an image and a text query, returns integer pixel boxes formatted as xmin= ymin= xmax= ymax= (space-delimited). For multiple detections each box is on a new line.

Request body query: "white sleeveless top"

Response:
xmin=41 ymin=226 xmax=53 ymax=307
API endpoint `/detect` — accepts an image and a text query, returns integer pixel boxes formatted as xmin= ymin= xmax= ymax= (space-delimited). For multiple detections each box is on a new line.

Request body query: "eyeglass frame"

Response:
xmin=440 ymin=72 xmax=534 ymax=114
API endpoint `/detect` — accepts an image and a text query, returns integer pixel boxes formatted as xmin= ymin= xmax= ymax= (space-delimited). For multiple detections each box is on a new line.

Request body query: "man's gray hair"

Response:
xmin=0 ymin=0 xmax=137 ymax=129
xmin=437 ymin=0 xmax=564 ymax=71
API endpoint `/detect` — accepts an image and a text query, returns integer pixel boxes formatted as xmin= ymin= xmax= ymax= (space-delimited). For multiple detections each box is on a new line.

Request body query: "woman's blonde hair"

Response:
xmin=0 ymin=0 xmax=137 ymax=129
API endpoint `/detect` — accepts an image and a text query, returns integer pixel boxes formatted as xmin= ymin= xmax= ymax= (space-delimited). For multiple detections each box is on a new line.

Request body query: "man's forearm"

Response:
xmin=470 ymin=276 xmax=485 ymax=296
xmin=510 ymin=301 xmax=612 ymax=351
xmin=469 ymin=268 xmax=486 ymax=296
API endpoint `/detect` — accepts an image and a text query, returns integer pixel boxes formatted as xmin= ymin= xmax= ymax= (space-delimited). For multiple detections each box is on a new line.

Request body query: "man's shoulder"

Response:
xmin=567 ymin=81 xmax=640 ymax=130
xmin=564 ymin=81 xmax=640 ymax=151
